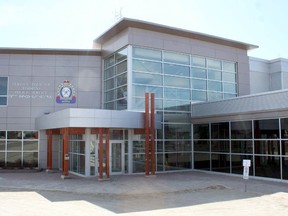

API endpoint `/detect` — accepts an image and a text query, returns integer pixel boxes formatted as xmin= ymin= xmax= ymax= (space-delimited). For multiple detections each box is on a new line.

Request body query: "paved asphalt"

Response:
xmin=0 ymin=170 xmax=287 ymax=215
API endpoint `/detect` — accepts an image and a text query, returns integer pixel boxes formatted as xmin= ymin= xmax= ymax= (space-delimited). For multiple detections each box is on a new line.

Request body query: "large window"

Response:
xmin=0 ymin=131 xmax=39 ymax=168
xmin=131 ymin=47 xmax=238 ymax=112
xmin=0 ymin=77 xmax=8 ymax=106
xmin=193 ymin=118 xmax=288 ymax=180
xmin=104 ymin=48 xmax=128 ymax=110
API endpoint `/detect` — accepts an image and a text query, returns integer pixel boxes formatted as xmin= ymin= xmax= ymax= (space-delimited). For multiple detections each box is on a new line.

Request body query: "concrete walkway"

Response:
xmin=0 ymin=170 xmax=288 ymax=215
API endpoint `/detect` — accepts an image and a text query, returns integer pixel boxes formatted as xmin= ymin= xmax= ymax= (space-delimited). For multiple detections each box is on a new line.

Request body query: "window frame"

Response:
xmin=0 ymin=76 xmax=8 ymax=106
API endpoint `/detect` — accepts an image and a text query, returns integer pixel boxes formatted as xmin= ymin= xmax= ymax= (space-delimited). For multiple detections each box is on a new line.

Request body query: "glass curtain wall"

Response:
xmin=104 ymin=47 xmax=128 ymax=110
xmin=104 ymin=46 xmax=237 ymax=174
xmin=194 ymin=118 xmax=288 ymax=180
xmin=0 ymin=131 xmax=39 ymax=168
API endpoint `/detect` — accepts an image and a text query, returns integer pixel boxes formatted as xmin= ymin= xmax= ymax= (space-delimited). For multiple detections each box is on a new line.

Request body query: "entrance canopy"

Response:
xmin=36 ymin=108 xmax=146 ymax=130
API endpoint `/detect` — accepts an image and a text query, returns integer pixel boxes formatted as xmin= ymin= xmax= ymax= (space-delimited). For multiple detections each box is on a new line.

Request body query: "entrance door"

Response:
xmin=110 ymin=141 xmax=124 ymax=174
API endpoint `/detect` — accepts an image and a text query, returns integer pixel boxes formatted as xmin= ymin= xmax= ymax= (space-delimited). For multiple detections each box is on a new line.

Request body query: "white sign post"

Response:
xmin=242 ymin=159 xmax=251 ymax=192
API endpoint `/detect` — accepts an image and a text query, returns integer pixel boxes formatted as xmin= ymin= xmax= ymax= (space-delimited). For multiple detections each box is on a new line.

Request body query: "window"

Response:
xmin=1 ymin=130 xmax=39 ymax=168
xmin=0 ymin=77 xmax=8 ymax=106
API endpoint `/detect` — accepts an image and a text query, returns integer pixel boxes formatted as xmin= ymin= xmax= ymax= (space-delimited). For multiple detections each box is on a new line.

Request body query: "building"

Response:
xmin=0 ymin=18 xmax=287 ymax=181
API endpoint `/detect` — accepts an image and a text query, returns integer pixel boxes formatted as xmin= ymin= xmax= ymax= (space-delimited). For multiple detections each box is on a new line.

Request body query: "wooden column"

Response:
xmin=151 ymin=93 xmax=156 ymax=175
xmin=105 ymin=128 xmax=110 ymax=179
xmin=145 ymin=92 xmax=150 ymax=176
xmin=46 ymin=130 xmax=53 ymax=171
xmin=98 ymin=128 xmax=104 ymax=180
xmin=62 ymin=128 xmax=69 ymax=178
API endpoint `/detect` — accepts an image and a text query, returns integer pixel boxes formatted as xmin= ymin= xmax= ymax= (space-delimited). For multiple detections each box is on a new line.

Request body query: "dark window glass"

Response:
xmin=194 ymin=153 xmax=210 ymax=170
xmin=110 ymin=130 xmax=124 ymax=140
xmin=0 ymin=152 xmax=5 ymax=166
xmin=254 ymin=119 xmax=279 ymax=139
xmin=281 ymin=118 xmax=288 ymax=138
xmin=164 ymin=141 xmax=191 ymax=152
xmin=211 ymin=154 xmax=230 ymax=173
xmin=23 ymin=152 xmax=38 ymax=167
xmin=211 ymin=141 xmax=230 ymax=153
xmin=157 ymin=153 xmax=164 ymax=171
xmin=164 ymin=153 xmax=191 ymax=170
xmin=0 ymin=140 xmax=5 ymax=151
xmin=282 ymin=157 xmax=288 ymax=180
xmin=231 ymin=155 xmax=253 ymax=175
xmin=163 ymin=100 xmax=190 ymax=112
xmin=254 ymin=140 xmax=280 ymax=155
xmin=133 ymin=154 xmax=145 ymax=173
xmin=23 ymin=131 xmax=38 ymax=139
xmin=7 ymin=131 xmax=22 ymax=139
xmin=282 ymin=141 xmax=288 ymax=156
xmin=164 ymin=124 xmax=191 ymax=139
xmin=0 ymin=131 xmax=6 ymax=139
xmin=231 ymin=121 xmax=252 ymax=139
xmin=164 ymin=112 xmax=191 ymax=124
xmin=255 ymin=156 xmax=280 ymax=179
xmin=231 ymin=141 xmax=253 ymax=154
xmin=133 ymin=141 xmax=145 ymax=153
xmin=194 ymin=140 xmax=210 ymax=152
xmin=211 ymin=122 xmax=229 ymax=139
xmin=193 ymin=124 xmax=209 ymax=139
xmin=157 ymin=141 xmax=163 ymax=152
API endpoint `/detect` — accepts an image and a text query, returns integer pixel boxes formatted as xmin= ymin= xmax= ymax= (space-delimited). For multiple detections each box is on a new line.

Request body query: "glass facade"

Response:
xmin=102 ymin=45 xmax=287 ymax=181
xmin=131 ymin=47 xmax=237 ymax=110
xmin=194 ymin=118 xmax=288 ymax=180
xmin=102 ymin=46 xmax=238 ymax=174
xmin=130 ymin=46 xmax=237 ymax=172
xmin=0 ymin=131 xmax=39 ymax=168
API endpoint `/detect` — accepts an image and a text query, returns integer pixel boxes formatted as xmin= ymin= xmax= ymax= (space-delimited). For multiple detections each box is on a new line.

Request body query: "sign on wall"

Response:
xmin=56 ymin=80 xmax=76 ymax=104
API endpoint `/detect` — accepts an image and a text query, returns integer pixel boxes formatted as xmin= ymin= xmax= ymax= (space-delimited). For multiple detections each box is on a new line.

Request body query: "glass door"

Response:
xmin=110 ymin=141 xmax=124 ymax=174
xmin=90 ymin=140 xmax=98 ymax=176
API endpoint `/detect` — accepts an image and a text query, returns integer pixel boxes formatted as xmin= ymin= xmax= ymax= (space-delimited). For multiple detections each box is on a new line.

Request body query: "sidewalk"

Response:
xmin=0 ymin=170 xmax=288 ymax=215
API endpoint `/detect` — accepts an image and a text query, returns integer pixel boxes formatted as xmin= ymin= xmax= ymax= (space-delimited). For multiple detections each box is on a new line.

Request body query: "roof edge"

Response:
xmin=0 ymin=47 xmax=101 ymax=56
xmin=94 ymin=18 xmax=258 ymax=50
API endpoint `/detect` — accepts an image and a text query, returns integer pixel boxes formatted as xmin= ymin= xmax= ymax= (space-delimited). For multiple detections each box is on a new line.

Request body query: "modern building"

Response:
xmin=0 ymin=18 xmax=287 ymax=181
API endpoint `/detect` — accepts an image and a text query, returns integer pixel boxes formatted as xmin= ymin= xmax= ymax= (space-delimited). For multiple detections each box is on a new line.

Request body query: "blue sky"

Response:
xmin=0 ymin=0 xmax=287 ymax=59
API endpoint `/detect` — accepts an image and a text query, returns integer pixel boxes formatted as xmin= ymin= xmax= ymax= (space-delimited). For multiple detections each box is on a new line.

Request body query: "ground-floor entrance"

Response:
xmin=88 ymin=140 xmax=125 ymax=177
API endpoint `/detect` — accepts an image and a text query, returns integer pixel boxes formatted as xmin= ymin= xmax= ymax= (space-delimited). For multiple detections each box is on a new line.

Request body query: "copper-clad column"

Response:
xmin=145 ymin=92 xmax=150 ymax=176
xmin=46 ymin=130 xmax=53 ymax=171
xmin=105 ymin=128 xmax=110 ymax=179
xmin=62 ymin=128 xmax=69 ymax=177
xmin=151 ymin=93 xmax=156 ymax=175
xmin=98 ymin=128 xmax=104 ymax=180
